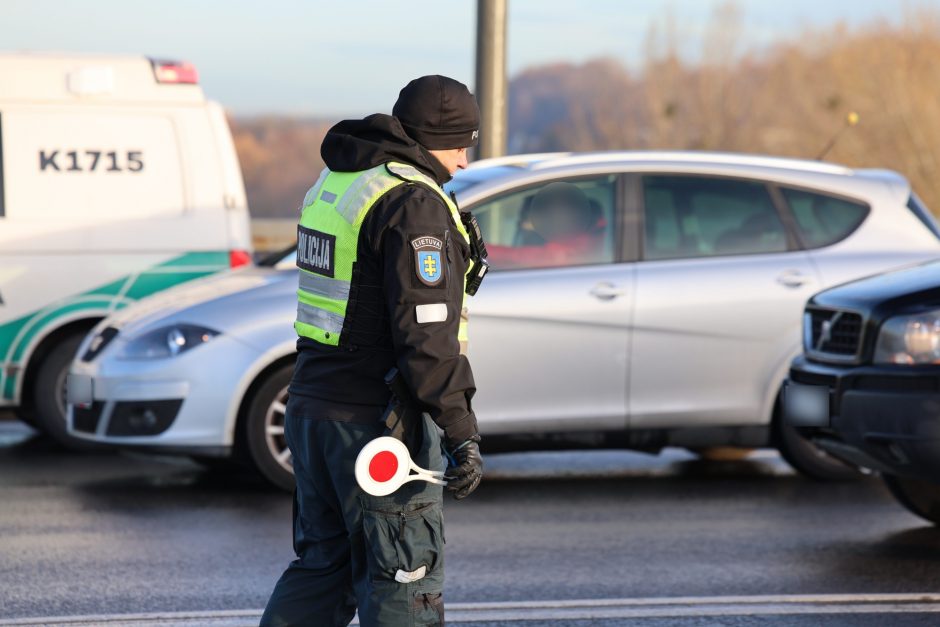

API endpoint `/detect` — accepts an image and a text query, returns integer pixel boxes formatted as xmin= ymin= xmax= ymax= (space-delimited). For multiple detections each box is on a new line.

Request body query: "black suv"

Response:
xmin=784 ymin=260 xmax=940 ymax=524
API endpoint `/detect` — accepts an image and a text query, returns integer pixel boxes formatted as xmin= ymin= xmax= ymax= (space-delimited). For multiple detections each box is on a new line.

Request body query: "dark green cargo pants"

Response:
xmin=260 ymin=411 xmax=446 ymax=627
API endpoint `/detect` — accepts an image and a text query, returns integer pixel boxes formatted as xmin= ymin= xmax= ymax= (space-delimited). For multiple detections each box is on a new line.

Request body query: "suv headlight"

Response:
xmin=118 ymin=324 xmax=220 ymax=360
xmin=873 ymin=309 xmax=940 ymax=365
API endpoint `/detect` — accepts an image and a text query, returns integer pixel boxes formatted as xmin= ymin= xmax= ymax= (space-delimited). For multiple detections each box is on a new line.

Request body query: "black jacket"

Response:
xmin=287 ymin=114 xmax=478 ymax=446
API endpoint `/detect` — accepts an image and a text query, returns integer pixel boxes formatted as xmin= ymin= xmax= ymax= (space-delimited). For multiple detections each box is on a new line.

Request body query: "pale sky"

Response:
xmin=3 ymin=0 xmax=935 ymax=116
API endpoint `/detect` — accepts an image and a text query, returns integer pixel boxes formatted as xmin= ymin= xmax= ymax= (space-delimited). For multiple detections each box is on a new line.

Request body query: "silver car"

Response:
xmin=67 ymin=151 xmax=940 ymax=489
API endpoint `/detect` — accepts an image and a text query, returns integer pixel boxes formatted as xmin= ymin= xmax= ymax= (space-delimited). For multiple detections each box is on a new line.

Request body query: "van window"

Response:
xmin=2 ymin=111 xmax=184 ymax=221
xmin=470 ymin=176 xmax=617 ymax=270
xmin=643 ymin=175 xmax=788 ymax=260
xmin=781 ymin=187 xmax=868 ymax=248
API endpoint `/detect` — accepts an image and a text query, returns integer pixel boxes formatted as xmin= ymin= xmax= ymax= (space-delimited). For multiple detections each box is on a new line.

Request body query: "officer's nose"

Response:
xmin=456 ymin=149 xmax=469 ymax=171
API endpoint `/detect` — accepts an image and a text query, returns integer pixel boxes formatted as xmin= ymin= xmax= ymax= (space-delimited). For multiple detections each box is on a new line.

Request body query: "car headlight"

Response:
xmin=873 ymin=309 xmax=940 ymax=365
xmin=118 ymin=324 xmax=220 ymax=360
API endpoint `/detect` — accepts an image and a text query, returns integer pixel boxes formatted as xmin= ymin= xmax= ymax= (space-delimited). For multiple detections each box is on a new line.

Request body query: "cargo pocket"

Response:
xmin=413 ymin=591 xmax=444 ymax=626
xmin=361 ymin=499 xmax=444 ymax=586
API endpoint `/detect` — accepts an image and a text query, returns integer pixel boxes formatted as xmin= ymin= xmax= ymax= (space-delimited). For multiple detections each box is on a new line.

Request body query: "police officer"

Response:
xmin=260 ymin=75 xmax=485 ymax=627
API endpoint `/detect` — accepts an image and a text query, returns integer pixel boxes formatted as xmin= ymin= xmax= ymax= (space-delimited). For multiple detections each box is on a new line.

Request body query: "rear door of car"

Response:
xmin=465 ymin=172 xmax=634 ymax=434
xmin=628 ymin=173 xmax=821 ymax=430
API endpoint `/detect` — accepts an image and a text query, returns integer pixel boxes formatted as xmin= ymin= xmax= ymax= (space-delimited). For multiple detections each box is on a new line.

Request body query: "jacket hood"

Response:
xmin=320 ymin=113 xmax=451 ymax=185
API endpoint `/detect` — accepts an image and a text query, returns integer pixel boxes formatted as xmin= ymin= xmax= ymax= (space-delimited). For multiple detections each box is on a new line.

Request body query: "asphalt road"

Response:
xmin=1 ymin=418 xmax=939 ymax=626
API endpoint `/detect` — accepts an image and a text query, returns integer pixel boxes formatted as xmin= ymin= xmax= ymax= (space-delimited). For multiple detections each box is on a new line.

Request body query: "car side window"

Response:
xmin=643 ymin=175 xmax=788 ymax=260
xmin=471 ymin=176 xmax=617 ymax=270
xmin=781 ymin=187 xmax=869 ymax=249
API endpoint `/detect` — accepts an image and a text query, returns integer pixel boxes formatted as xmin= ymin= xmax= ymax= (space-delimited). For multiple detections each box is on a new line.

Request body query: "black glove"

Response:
xmin=444 ymin=435 xmax=483 ymax=500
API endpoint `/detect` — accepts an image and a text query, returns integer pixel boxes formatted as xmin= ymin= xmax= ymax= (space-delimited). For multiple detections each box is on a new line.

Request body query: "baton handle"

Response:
xmin=403 ymin=473 xmax=447 ymax=486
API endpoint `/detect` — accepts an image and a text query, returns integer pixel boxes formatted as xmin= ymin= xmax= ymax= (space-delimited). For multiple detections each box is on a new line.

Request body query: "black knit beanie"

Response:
xmin=393 ymin=75 xmax=480 ymax=150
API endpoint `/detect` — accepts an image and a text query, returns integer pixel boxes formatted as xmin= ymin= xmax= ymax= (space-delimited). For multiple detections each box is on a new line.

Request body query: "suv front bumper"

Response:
xmin=785 ymin=355 xmax=940 ymax=480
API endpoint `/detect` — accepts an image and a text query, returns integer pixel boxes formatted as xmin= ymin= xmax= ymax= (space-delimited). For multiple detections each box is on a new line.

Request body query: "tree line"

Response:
xmin=234 ymin=6 xmax=940 ymax=219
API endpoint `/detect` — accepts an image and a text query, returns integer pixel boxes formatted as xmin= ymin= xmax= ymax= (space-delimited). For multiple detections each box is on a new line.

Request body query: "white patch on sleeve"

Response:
xmin=416 ymin=303 xmax=448 ymax=324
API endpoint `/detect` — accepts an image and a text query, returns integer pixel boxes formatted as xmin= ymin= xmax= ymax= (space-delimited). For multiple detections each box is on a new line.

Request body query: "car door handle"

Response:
xmin=776 ymin=270 xmax=812 ymax=288
xmin=589 ymin=282 xmax=627 ymax=300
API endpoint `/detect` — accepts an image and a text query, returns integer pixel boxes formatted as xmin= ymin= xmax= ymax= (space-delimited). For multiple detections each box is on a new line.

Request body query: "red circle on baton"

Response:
xmin=369 ymin=450 xmax=398 ymax=482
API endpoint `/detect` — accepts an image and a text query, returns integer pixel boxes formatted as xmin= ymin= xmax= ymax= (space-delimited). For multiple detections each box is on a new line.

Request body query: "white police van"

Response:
xmin=0 ymin=53 xmax=252 ymax=445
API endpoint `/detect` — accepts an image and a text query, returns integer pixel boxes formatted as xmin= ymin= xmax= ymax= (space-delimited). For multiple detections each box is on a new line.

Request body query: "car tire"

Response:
xmin=883 ymin=474 xmax=940 ymax=525
xmin=775 ymin=415 xmax=861 ymax=481
xmin=243 ymin=364 xmax=295 ymax=492
xmin=31 ymin=333 xmax=101 ymax=450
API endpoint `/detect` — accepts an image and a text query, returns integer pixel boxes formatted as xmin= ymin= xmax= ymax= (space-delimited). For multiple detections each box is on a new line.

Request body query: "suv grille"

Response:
xmin=805 ymin=308 xmax=863 ymax=361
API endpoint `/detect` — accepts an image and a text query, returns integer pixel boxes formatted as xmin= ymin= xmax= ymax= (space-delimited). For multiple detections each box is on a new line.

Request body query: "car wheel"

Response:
xmin=31 ymin=333 xmax=101 ymax=450
xmin=775 ymin=415 xmax=861 ymax=481
xmin=883 ymin=474 xmax=940 ymax=525
xmin=244 ymin=364 xmax=295 ymax=491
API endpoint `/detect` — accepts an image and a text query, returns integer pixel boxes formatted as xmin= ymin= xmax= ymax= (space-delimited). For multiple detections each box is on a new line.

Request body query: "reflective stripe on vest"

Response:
xmin=298 ymin=271 xmax=350 ymax=301
xmin=300 ymin=167 xmax=330 ymax=211
xmin=295 ymin=162 xmax=472 ymax=349
xmin=296 ymin=301 xmax=345 ymax=334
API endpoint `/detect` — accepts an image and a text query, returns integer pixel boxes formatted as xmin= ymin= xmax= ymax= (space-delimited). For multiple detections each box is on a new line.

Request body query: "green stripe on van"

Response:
xmin=123 ymin=270 xmax=216 ymax=301
xmin=0 ymin=316 xmax=31 ymax=398
xmin=0 ymin=251 xmax=231 ymax=401
xmin=154 ymin=251 xmax=229 ymax=268
xmin=0 ymin=300 xmax=119 ymax=399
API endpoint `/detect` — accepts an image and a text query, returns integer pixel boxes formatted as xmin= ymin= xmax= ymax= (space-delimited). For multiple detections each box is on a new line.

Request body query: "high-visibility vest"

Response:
xmin=294 ymin=161 xmax=471 ymax=349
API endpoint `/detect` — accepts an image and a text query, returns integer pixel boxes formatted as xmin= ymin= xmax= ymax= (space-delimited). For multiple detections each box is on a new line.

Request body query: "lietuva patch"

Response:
xmin=297 ymin=225 xmax=336 ymax=277
xmin=412 ymin=235 xmax=445 ymax=287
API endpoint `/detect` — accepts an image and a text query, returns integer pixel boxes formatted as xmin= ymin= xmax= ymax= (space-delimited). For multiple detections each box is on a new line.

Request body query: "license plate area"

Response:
xmin=66 ymin=374 xmax=94 ymax=408
xmin=784 ymin=381 xmax=830 ymax=427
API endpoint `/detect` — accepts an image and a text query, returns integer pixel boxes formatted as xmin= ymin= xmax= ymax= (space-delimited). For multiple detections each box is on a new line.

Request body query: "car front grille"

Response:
xmin=106 ymin=400 xmax=183 ymax=436
xmin=805 ymin=308 xmax=864 ymax=362
xmin=73 ymin=401 xmax=105 ymax=433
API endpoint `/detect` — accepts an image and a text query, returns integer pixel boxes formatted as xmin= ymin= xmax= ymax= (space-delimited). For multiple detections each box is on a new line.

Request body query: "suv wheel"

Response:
xmin=243 ymin=364 xmax=295 ymax=491
xmin=883 ymin=474 xmax=940 ymax=525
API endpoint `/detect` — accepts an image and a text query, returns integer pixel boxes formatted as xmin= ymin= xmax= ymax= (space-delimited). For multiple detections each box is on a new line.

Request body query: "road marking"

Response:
xmin=3 ymin=593 xmax=940 ymax=626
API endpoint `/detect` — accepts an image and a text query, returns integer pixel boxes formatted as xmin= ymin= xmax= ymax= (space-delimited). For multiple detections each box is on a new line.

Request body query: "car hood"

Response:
xmin=104 ymin=266 xmax=297 ymax=337
xmin=812 ymin=259 xmax=940 ymax=316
